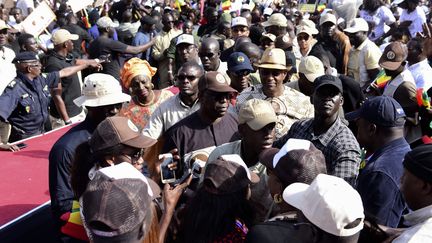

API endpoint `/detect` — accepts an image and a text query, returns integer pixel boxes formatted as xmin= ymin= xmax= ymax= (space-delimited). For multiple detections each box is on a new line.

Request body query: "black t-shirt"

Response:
xmin=88 ymin=36 xmax=128 ymax=80
xmin=43 ymin=50 xmax=82 ymax=118
xmin=309 ymin=38 xmax=344 ymax=74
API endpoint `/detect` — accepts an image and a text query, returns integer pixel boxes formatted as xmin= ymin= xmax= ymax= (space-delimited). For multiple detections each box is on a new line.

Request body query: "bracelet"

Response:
xmin=94 ymin=58 xmax=100 ymax=64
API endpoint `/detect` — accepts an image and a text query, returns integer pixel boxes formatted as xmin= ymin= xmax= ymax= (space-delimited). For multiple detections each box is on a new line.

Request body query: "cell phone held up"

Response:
xmin=160 ymin=153 xmax=176 ymax=184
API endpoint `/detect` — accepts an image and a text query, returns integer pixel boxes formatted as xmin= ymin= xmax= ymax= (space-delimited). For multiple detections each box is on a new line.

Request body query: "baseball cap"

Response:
xmin=204 ymin=154 xmax=260 ymax=195
xmin=89 ymin=116 xmax=157 ymax=152
xmin=73 ymin=73 xmax=131 ymax=107
xmin=283 ymin=174 xmax=365 ymax=237
xmin=263 ymin=8 xmax=273 ymax=16
xmin=259 ymin=139 xmax=326 ymax=185
xmin=0 ymin=20 xmax=9 ymax=30
xmin=379 ymin=41 xmax=408 ymax=71
xmin=176 ymin=34 xmax=195 ymax=46
xmin=227 ymin=52 xmax=254 ymax=73
xmin=344 ymin=18 xmax=369 ymax=33
xmin=257 ymin=48 xmax=288 ymax=70
xmin=96 ymin=16 xmax=119 ymax=28
xmin=262 ymin=13 xmax=288 ymax=27
xmin=239 ymin=99 xmax=277 ymax=131
xmin=241 ymin=3 xmax=252 ymax=11
xmin=275 ymin=34 xmax=293 ymax=50
xmin=345 ymin=96 xmax=406 ymax=127
xmin=261 ymin=33 xmax=276 ymax=42
xmin=51 ymin=29 xmax=79 ymax=45
xmin=298 ymin=56 xmax=325 ymax=82
xmin=298 ymin=19 xmax=319 ymax=35
xmin=198 ymin=71 xmax=237 ymax=93
xmin=319 ymin=13 xmax=337 ymax=26
xmin=231 ymin=17 xmax=249 ymax=28
xmin=81 ymin=164 xmax=154 ymax=239
xmin=12 ymin=51 xmax=39 ymax=63
xmin=314 ymin=75 xmax=343 ymax=94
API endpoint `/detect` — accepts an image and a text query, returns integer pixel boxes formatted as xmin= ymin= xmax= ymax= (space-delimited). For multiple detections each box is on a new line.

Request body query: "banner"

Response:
xmin=94 ymin=0 xmax=106 ymax=8
xmin=21 ymin=1 xmax=56 ymax=37
xmin=68 ymin=0 xmax=94 ymax=13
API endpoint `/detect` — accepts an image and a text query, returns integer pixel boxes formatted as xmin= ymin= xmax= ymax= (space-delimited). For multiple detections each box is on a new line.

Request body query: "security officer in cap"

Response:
xmin=0 ymin=51 xmax=101 ymax=142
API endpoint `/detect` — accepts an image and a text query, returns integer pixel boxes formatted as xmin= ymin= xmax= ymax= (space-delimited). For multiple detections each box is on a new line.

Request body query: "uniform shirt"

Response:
xmin=407 ymin=59 xmax=432 ymax=91
xmin=48 ymin=118 xmax=97 ymax=220
xmin=399 ymin=6 xmax=427 ymax=38
xmin=0 ymin=71 xmax=59 ymax=135
xmin=88 ymin=36 xmax=128 ymax=80
xmin=356 ymin=138 xmax=409 ymax=227
xmin=274 ymin=118 xmax=361 ymax=186
xmin=347 ymin=38 xmax=382 ymax=87
xmin=393 ymin=204 xmax=432 ymax=243
xmin=43 ymin=50 xmax=82 ymax=118
xmin=236 ymin=84 xmax=314 ymax=139
xmin=143 ymin=94 xmax=200 ymax=139
xmin=360 ymin=6 xmax=396 ymax=41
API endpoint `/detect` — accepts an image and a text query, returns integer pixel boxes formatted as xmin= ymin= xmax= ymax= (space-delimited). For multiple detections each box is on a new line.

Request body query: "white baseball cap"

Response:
xmin=176 ymin=34 xmax=195 ymax=46
xmin=51 ymin=29 xmax=79 ymax=45
xmin=74 ymin=73 xmax=131 ymax=107
xmin=344 ymin=18 xmax=369 ymax=33
xmin=283 ymin=174 xmax=364 ymax=237
xmin=231 ymin=17 xmax=249 ymax=28
xmin=263 ymin=7 xmax=273 ymax=16
xmin=298 ymin=56 xmax=325 ymax=82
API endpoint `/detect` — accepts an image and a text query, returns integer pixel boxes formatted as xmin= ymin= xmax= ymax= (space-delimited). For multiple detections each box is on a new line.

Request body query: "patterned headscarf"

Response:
xmin=120 ymin=58 xmax=157 ymax=90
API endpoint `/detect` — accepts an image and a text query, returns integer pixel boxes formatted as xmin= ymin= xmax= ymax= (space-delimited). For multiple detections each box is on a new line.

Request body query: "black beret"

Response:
xmin=12 ymin=51 xmax=39 ymax=63
xmin=403 ymin=144 xmax=432 ymax=183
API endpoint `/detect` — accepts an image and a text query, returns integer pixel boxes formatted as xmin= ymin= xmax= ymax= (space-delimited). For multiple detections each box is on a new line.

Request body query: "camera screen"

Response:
xmin=162 ymin=164 xmax=175 ymax=180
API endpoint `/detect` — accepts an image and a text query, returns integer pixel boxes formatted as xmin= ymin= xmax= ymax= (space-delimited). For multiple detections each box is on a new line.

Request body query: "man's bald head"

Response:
xmin=235 ymin=42 xmax=262 ymax=70
xmin=199 ymin=38 xmax=221 ymax=71
xmin=201 ymin=37 xmax=220 ymax=52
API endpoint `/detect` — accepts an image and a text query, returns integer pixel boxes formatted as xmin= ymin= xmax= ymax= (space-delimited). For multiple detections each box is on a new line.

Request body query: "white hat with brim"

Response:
xmin=262 ymin=13 xmax=288 ymax=27
xmin=73 ymin=73 xmax=131 ymax=107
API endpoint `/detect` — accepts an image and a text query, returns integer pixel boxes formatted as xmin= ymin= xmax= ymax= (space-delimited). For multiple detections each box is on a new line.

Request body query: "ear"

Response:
xmin=339 ymin=94 xmax=344 ymax=106
xmin=369 ymin=123 xmax=377 ymax=136
xmin=103 ymin=155 xmax=116 ymax=166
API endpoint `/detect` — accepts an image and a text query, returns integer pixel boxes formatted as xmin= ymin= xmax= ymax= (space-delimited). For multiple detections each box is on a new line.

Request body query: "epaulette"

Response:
xmin=6 ymin=79 xmax=20 ymax=90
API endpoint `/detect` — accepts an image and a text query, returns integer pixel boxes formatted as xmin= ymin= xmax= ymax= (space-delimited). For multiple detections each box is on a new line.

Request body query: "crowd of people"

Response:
xmin=1 ymin=0 xmax=432 ymax=242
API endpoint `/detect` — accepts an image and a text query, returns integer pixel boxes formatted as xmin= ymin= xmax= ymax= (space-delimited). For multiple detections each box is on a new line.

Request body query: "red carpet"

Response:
xmin=0 ymin=126 xmax=73 ymax=226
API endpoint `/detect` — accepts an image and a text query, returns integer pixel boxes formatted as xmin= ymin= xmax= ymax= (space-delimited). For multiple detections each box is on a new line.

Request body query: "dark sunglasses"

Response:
xmin=199 ymin=52 xmax=215 ymax=59
xmin=177 ymin=75 xmax=197 ymax=81
xmin=233 ymin=70 xmax=251 ymax=77
xmin=122 ymin=148 xmax=145 ymax=165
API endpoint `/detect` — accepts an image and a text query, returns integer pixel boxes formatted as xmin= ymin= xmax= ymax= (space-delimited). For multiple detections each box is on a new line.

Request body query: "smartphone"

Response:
xmin=160 ymin=154 xmax=176 ymax=184
xmin=191 ymin=159 xmax=206 ymax=178
xmin=16 ymin=143 xmax=27 ymax=149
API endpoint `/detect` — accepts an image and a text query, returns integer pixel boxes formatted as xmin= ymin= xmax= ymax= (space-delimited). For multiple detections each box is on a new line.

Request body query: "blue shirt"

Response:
xmin=132 ymin=29 xmax=157 ymax=60
xmin=356 ymin=137 xmax=410 ymax=227
xmin=0 ymin=71 xmax=59 ymax=135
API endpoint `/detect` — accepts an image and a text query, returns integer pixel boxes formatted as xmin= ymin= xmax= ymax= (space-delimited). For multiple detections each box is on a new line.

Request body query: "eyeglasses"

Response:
xmin=177 ymin=75 xmax=197 ymax=81
xmin=260 ymin=69 xmax=285 ymax=77
xmin=122 ymin=148 xmax=144 ymax=165
xmin=297 ymin=34 xmax=310 ymax=41
xmin=233 ymin=70 xmax=251 ymax=77
xmin=206 ymin=90 xmax=234 ymax=101
xmin=199 ymin=52 xmax=215 ymax=59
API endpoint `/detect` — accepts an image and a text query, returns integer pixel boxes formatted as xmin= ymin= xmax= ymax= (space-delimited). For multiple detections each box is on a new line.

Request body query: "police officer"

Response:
xmin=0 ymin=52 xmax=101 ymax=142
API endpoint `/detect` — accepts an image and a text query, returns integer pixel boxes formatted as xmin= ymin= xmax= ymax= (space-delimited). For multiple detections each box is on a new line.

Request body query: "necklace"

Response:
xmin=135 ymin=90 xmax=155 ymax=107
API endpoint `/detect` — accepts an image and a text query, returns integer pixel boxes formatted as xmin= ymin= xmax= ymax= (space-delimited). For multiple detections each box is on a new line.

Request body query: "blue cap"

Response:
xmin=227 ymin=52 xmax=254 ymax=73
xmin=12 ymin=51 xmax=39 ymax=63
xmin=345 ymin=96 xmax=406 ymax=127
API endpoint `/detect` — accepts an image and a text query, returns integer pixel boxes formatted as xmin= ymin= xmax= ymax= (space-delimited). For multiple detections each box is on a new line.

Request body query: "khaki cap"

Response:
xmin=51 ymin=29 xmax=79 ymax=45
xmin=262 ymin=13 xmax=288 ymax=27
xmin=239 ymin=99 xmax=277 ymax=131
xmin=298 ymin=56 xmax=325 ymax=82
